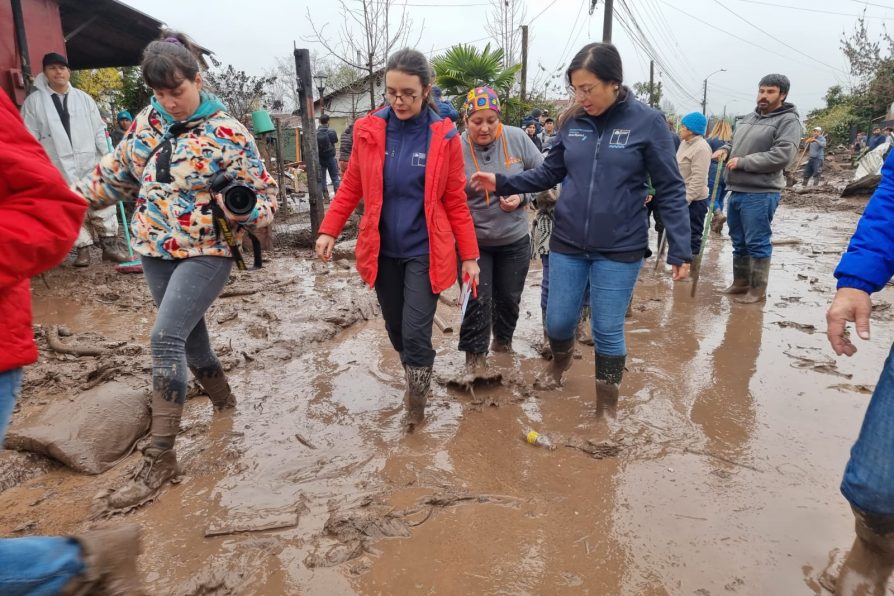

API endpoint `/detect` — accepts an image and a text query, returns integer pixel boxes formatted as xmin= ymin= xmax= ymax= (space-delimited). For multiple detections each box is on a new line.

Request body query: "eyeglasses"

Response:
xmin=384 ymin=91 xmax=419 ymax=104
xmin=567 ymin=84 xmax=600 ymax=98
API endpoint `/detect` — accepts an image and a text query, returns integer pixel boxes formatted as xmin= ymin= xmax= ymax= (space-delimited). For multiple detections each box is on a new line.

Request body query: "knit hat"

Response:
xmin=117 ymin=110 xmax=133 ymax=121
xmin=463 ymin=86 xmax=501 ymax=118
xmin=42 ymin=52 xmax=69 ymax=69
xmin=681 ymin=112 xmax=707 ymax=136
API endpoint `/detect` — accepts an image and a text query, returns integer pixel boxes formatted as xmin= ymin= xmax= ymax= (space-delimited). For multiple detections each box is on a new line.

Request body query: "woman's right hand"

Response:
xmin=315 ymin=234 xmax=335 ymax=262
xmin=470 ymin=172 xmax=497 ymax=193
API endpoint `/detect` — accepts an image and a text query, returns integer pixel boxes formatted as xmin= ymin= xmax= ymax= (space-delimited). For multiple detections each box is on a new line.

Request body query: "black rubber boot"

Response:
xmin=404 ymin=365 xmax=432 ymax=431
xmin=490 ymin=337 xmax=512 ymax=352
xmin=100 ymin=237 xmax=129 ymax=263
xmin=464 ymin=352 xmax=487 ymax=377
xmin=190 ymin=365 xmax=236 ymax=412
xmin=734 ymin=257 xmax=770 ymax=304
xmin=61 ymin=524 xmax=144 ymax=595
xmin=721 ymin=255 xmax=750 ymax=295
xmin=539 ymin=308 xmax=552 ymax=360
xmin=834 ymin=507 xmax=894 ymax=596
xmin=595 ymin=353 xmax=625 ymax=419
xmin=73 ymin=247 xmax=91 ymax=268
xmin=534 ymin=338 xmax=575 ymax=389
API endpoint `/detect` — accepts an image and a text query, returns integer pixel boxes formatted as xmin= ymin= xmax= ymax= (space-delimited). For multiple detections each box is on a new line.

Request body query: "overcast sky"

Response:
xmin=121 ymin=0 xmax=894 ymax=119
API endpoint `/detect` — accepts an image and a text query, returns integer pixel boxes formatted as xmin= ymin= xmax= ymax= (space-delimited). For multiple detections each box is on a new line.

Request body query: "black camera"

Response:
xmin=209 ymin=171 xmax=257 ymax=216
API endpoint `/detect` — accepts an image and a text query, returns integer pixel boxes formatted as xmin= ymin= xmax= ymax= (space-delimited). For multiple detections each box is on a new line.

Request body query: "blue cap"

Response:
xmin=681 ymin=112 xmax=707 ymax=136
xmin=432 ymin=85 xmax=443 ymax=99
xmin=116 ymin=110 xmax=133 ymax=121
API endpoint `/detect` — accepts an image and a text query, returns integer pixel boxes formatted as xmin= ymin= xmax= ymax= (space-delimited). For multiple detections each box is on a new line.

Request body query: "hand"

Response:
xmin=315 ymin=233 xmax=336 ymax=262
xmin=672 ymin=262 xmax=690 ymax=281
xmin=500 ymin=194 xmax=521 ymax=212
xmin=338 ymin=160 xmax=348 ymax=174
xmin=461 ymin=259 xmax=480 ymax=287
xmin=213 ymin=193 xmax=252 ymax=224
xmin=712 ymin=148 xmax=728 ymax=161
xmin=805 ymin=137 xmax=815 ymax=144
xmin=644 ymin=194 xmax=653 ymax=205
xmin=726 ymin=157 xmax=740 ymax=170
xmin=470 ymin=172 xmax=497 ymax=193
xmin=826 ymin=287 xmax=872 ymax=356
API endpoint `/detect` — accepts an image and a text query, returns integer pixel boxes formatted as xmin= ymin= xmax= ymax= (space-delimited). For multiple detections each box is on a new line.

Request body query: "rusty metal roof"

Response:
xmin=58 ymin=0 xmax=212 ymax=69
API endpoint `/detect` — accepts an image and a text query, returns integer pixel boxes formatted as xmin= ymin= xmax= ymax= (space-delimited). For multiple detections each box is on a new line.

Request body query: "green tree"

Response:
xmin=432 ymin=43 xmax=521 ymax=101
xmin=204 ymin=64 xmax=275 ymax=121
xmin=632 ymin=80 xmax=662 ymax=107
xmin=118 ymin=66 xmax=151 ymax=116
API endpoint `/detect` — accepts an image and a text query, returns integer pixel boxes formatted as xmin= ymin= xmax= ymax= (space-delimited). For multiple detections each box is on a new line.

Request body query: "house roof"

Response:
xmin=313 ymin=67 xmax=384 ymax=108
xmin=58 ymin=0 xmax=213 ymax=69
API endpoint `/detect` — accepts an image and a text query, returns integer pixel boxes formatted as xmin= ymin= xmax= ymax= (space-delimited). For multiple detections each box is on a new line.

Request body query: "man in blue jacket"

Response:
xmin=713 ymin=74 xmax=802 ymax=304
xmin=431 ymin=86 xmax=459 ymax=122
xmin=825 ymin=152 xmax=894 ymax=595
xmin=867 ymin=127 xmax=887 ymax=151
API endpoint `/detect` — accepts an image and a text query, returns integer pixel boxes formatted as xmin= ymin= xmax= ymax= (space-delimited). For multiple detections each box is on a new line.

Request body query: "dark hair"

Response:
xmin=385 ymin=48 xmax=437 ymax=111
xmin=544 ymin=118 xmax=554 ymax=124
xmin=758 ymin=73 xmax=790 ymax=97
xmin=558 ymin=43 xmax=624 ymax=129
xmin=141 ymin=30 xmax=201 ymax=90
xmin=320 ymin=114 xmax=330 ymax=125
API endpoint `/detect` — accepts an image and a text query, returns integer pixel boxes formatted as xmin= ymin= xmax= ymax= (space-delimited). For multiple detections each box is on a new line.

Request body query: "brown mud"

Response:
xmin=2 ymin=185 xmax=893 ymax=594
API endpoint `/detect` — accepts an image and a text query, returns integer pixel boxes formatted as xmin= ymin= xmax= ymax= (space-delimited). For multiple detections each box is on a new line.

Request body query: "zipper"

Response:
xmin=584 ymin=120 xmax=604 ymax=250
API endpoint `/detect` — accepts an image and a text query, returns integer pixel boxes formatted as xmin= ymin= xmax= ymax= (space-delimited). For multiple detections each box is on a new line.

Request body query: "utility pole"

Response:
xmin=294 ymin=48 xmax=325 ymax=235
xmin=648 ymin=60 xmax=655 ymax=107
xmin=603 ymin=0 xmax=613 ymax=43
xmin=702 ymin=80 xmax=707 ymax=115
xmin=520 ymin=25 xmax=529 ymax=102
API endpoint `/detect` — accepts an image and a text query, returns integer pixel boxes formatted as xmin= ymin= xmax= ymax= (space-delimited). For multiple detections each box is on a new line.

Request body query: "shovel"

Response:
xmin=690 ymin=158 xmax=728 ymax=297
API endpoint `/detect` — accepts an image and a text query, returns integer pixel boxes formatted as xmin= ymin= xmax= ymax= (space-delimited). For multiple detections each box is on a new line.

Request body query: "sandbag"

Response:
xmin=5 ymin=382 xmax=150 ymax=474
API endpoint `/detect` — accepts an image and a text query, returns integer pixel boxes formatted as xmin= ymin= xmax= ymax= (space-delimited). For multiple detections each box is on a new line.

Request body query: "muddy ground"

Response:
xmin=2 ymin=180 xmax=893 ymax=595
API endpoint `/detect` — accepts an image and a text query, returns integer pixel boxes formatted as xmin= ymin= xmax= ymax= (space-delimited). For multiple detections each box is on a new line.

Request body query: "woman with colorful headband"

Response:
xmin=458 ymin=87 xmax=543 ymax=374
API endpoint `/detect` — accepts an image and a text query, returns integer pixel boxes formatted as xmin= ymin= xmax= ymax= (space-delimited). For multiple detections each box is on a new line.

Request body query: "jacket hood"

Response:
xmin=753 ymin=101 xmax=799 ymax=119
xmin=32 ymin=72 xmax=67 ymax=94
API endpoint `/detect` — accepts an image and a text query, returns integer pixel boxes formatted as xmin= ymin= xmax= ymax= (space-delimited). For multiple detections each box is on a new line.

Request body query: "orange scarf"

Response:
xmin=466 ymin=123 xmax=512 ymax=206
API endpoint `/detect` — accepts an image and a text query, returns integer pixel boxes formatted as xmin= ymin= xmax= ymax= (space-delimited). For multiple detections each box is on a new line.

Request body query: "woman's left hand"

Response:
xmin=499 ymin=195 xmax=522 ymax=212
xmin=461 ymin=259 xmax=480 ymax=287
xmin=672 ymin=262 xmax=691 ymax=281
xmin=214 ymin=193 xmax=253 ymax=224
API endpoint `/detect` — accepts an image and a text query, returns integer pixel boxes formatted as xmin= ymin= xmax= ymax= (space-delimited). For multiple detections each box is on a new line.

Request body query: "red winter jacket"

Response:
xmin=0 ymin=91 xmax=88 ymax=373
xmin=318 ymin=107 xmax=479 ymax=294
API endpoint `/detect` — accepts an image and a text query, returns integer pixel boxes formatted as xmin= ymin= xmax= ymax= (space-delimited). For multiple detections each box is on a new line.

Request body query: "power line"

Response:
xmin=848 ymin=0 xmax=894 ymax=9
xmin=730 ymin=0 xmax=890 ymax=19
xmin=551 ymin=0 xmax=588 ymax=74
xmin=526 ymin=0 xmax=562 ymax=25
xmin=710 ymin=0 xmax=849 ymax=76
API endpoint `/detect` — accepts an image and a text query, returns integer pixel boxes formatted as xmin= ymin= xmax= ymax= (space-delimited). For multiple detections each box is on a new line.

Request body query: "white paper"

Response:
xmin=459 ymin=281 xmax=472 ymax=321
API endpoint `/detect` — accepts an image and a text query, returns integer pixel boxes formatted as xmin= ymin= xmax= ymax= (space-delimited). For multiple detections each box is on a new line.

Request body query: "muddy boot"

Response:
xmin=538 ymin=309 xmax=553 ymax=360
xmin=403 ymin=365 xmax=432 ymax=431
xmin=106 ymin=394 xmax=181 ymax=511
xmin=534 ymin=338 xmax=575 ymax=389
xmin=490 ymin=337 xmax=512 ymax=353
xmin=835 ymin=508 xmax=894 ymax=596
xmin=710 ymin=209 xmax=726 ymax=234
xmin=625 ymin=300 xmax=633 ymax=319
xmin=595 ymin=353 xmax=625 ymax=419
xmin=734 ymin=257 xmax=770 ymax=304
xmin=100 ymin=237 xmax=129 ymax=263
xmin=576 ymin=305 xmax=594 ymax=346
xmin=61 ymin=524 xmax=144 ymax=596
xmin=73 ymin=247 xmax=91 ymax=267
xmin=190 ymin=365 xmax=236 ymax=412
xmin=721 ymin=255 xmax=750 ymax=295
xmin=465 ymin=352 xmax=487 ymax=377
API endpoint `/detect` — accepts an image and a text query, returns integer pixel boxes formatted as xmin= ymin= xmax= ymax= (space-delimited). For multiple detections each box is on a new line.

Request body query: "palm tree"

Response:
xmin=432 ymin=44 xmax=521 ymax=100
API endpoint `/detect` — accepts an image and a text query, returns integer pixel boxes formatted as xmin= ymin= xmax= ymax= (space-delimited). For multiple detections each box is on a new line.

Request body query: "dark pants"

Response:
xmin=804 ymin=156 xmax=823 ymax=183
xmin=458 ymin=236 xmax=530 ymax=354
xmin=647 ymin=200 xmax=664 ymax=249
xmin=689 ymin=199 xmax=709 ymax=256
xmin=319 ymin=153 xmax=340 ymax=193
xmin=374 ymin=256 xmax=439 ymax=367
xmin=142 ymin=256 xmax=233 ymax=404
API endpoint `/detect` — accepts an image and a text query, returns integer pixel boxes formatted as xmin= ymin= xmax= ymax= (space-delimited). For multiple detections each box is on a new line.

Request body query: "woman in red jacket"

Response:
xmin=316 ymin=48 xmax=479 ymax=430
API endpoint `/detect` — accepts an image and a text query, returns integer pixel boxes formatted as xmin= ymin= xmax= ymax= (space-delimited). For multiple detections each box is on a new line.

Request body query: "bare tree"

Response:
xmin=305 ymin=0 xmax=420 ymax=110
xmin=485 ymin=0 xmax=526 ymax=69
xmin=204 ymin=65 xmax=275 ymax=121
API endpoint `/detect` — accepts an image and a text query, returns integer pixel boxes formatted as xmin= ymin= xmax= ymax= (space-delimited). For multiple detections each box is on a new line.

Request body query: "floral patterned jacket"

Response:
xmin=74 ymin=105 xmax=277 ymax=259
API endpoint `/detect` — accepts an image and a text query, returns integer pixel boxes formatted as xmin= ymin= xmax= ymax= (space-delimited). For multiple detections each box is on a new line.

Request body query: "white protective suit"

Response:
xmin=21 ymin=73 xmax=118 ymax=248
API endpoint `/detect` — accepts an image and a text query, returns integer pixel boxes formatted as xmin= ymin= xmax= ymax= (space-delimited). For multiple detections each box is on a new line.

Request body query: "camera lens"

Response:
xmin=223 ymin=186 xmax=257 ymax=216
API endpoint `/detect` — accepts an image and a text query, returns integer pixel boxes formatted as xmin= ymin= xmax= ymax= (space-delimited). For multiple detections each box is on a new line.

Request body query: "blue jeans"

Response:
xmin=0 ymin=369 xmax=84 ymax=594
xmin=319 ymin=154 xmax=340 ymax=193
xmin=841 ymin=343 xmax=894 ymax=518
xmin=726 ymin=191 xmax=781 ymax=259
xmin=547 ymin=252 xmax=642 ymax=356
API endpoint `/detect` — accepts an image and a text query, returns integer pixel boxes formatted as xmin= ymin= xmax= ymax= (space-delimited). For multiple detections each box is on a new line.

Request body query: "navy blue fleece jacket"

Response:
xmin=494 ymin=91 xmax=692 ymax=264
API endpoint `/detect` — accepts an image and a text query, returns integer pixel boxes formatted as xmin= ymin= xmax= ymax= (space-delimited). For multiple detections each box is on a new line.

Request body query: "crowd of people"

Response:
xmin=1 ymin=28 xmax=892 ymax=594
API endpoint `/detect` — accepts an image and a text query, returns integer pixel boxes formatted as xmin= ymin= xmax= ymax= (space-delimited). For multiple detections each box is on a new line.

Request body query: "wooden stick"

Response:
xmin=46 ymin=326 xmax=105 ymax=357
xmin=433 ymin=314 xmax=453 ymax=334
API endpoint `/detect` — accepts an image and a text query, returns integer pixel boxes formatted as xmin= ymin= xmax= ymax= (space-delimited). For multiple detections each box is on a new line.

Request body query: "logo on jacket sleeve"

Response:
xmin=411 ymin=152 xmax=427 ymax=167
xmin=609 ymin=129 xmax=630 ymax=148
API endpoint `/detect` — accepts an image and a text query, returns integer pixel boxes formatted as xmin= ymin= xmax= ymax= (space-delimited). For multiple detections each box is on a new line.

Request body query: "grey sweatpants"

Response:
xmin=142 ymin=256 xmax=232 ymax=404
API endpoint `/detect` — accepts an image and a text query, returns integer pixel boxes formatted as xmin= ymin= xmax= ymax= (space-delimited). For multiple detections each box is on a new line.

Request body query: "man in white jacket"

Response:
xmin=21 ymin=52 xmax=126 ymax=267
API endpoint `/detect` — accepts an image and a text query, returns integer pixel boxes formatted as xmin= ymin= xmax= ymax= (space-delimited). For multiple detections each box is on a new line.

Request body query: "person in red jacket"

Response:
xmin=315 ymin=48 xmax=480 ymax=430
xmin=0 ymin=90 xmax=143 ymax=594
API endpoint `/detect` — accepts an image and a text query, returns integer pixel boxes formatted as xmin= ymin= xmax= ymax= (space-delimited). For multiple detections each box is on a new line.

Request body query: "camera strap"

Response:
xmin=211 ymin=202 xmax=262 ymax=271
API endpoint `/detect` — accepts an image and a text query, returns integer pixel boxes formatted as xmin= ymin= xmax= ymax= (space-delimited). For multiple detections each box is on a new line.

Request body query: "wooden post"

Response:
xmin=520 ymin=25 xmax=529 ymax=102
xmin=295 ymin=48 xmax=325 ymax=235
xmin=273 ymin=117 xmax=287 ymax=210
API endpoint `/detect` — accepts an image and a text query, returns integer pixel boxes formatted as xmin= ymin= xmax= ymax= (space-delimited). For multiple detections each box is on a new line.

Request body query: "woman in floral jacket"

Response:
xmin=74 ymin=30 xmax=277 ymax=512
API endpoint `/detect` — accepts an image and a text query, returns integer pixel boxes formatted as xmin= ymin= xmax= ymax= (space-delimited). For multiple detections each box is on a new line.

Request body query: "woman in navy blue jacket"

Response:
xmin=472 ymin=43 xmax=691 ymax=410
